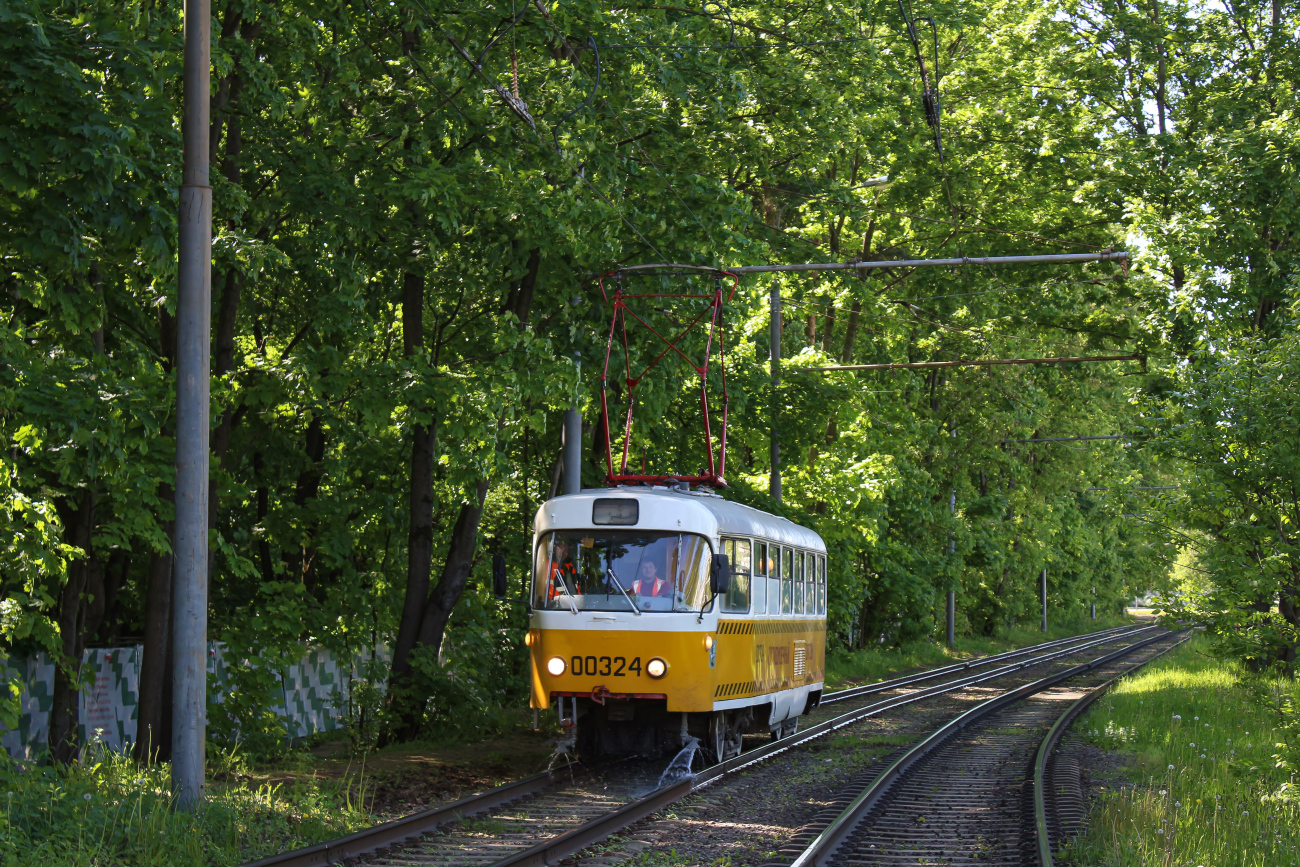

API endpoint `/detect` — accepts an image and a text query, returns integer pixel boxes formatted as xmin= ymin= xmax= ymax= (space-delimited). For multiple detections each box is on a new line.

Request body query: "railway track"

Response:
xmin=239 ymin=624 xmax=1163 ymax=867
xmin=776 ymin=629 xmax=1190 ymax=867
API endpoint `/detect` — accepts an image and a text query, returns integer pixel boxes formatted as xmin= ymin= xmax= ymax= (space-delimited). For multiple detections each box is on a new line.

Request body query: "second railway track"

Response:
xmin=777 ymin=629 xmax=1189 ymax=867
xmin=241 ymin=624 xmax=1165 ymax=867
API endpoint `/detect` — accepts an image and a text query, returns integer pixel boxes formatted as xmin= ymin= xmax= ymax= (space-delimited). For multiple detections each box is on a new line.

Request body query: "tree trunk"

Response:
xmin=254 ymin=452 xmax=275 ymax=583
xmin=502 ymin=248 xmax=542 ymax=326
xmin=50 ymin=489 xmax=96 ymax=763
xmin=381 ymin=270 xmax=435 ymax=746
xmin=1151 ymin=0 xmax=1168 ymax=136
xmin=207 ymin=88 xmax=244 ymax=584
xmin=840 ymin=300 xmax=862 ymax=363
xmin=136 ymin=294 xmax=178 ymax=765
xmin=135 ymin=486 xmax=174 ymax=763
xmin=87 ymin=549 xmax=128 ymax=645
xmin=397 ymin=479 xmax=490 ymax=740
xmin=285 ymin=415 xmax=327 ymax=591
xmin=821 ymin=304 xmax=836 ymax=352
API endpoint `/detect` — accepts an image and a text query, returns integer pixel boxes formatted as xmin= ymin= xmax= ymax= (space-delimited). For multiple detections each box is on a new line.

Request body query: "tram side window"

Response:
xmin=752 ymin=542 xmax=767 ymax=614
xmin=781 ymin=547 xmax=793 ymax=615
xmin=803 ymin=552 xmax=813 ymax=615
xmin=816 ymin=555 xmax=826 ymax=615
xmin=790 ymin=553 xmax=800 ymax=613
xmin=769 ymin=545 xmax=784 ymax=615
xmin=721 ymin=538 xmax=751 ymax=613
xmin=801 ymin=552 xmax=811 ymax=615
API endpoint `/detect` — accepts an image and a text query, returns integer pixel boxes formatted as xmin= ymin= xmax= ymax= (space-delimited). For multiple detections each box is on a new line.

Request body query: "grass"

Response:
xmin=824 ymin=613 xmax=1134 ymax=689
xmin=1059 ymin=634 xmax=1300 ymax=867
xmin=0 ymin=742 xmax=375 ymax=866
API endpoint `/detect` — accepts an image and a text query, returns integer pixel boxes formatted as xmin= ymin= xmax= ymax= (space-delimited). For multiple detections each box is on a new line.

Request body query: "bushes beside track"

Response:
xmin=0 ymin=745 xmax=372 ymax=866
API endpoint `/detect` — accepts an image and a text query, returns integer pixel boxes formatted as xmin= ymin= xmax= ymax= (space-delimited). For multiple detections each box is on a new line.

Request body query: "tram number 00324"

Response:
xmin=570 ymin=656 xmax=642 ymax=677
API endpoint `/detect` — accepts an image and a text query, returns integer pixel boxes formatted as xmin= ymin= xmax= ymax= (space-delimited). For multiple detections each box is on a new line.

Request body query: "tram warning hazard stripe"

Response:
xmin=714 ymin=681 xmax=757 ymax=698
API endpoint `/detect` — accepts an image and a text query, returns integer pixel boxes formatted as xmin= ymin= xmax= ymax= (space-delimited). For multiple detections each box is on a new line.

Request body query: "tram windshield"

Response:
xmin=532 ymin=530 xmax=713 ymax=613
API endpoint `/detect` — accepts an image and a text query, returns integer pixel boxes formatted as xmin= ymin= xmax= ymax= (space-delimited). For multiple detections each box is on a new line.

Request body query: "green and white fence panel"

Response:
xmin=1 ymin=644 xmax=386 ymax=759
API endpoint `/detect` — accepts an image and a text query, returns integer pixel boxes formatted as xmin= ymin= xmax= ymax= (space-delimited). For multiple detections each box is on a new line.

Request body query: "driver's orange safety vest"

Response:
xmin=548 ymin=561 xmax=579 ymax=599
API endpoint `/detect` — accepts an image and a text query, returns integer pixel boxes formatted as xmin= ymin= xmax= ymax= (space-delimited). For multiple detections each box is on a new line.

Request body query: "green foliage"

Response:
xmin=1064 ymin=636 xmax=1300 ymax=867
xmin=206 ymin=652 xmax=294 ymax=763
xmin=1144 ymin=319 xmax=1300 ymax=668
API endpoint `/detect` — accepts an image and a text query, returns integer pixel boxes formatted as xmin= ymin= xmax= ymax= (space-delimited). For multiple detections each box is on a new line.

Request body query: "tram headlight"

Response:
xmin=524 ymin=632 xmax=534 ymax=647
xmin=546 ymin=656 xmax=566 ymax=676
xmin=703 ymin=635 xmax=714 ymax=650
xmin=646 ymin=657 xmax=668 ymax=679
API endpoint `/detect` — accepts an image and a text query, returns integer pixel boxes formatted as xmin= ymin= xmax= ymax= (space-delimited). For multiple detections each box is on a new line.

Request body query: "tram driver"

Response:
xmin=546 ymin=538 xmax=580 ymax=601
xmin=630 ymin=558 xmax=673 ymax=599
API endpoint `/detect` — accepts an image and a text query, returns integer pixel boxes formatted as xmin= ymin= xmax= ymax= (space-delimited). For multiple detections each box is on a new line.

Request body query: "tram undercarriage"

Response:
xmin=571 ymin=697 xmax=785 ymax=763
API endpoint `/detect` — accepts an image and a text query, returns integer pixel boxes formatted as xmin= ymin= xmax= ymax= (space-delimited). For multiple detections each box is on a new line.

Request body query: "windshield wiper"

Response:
xmin=554 ymin=573 xmax=580 ymax=615
xmin=607 ymin=569 xmax=642 ymax=615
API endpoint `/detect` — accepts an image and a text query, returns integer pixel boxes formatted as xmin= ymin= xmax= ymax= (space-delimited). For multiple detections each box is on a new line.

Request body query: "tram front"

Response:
xmin=527 ymin=489 xmax=725 ymax=758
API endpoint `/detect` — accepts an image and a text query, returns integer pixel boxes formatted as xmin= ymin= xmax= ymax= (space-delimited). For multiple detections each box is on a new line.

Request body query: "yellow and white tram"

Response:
xmin=526 ymin=486 xmax=827 ymax=762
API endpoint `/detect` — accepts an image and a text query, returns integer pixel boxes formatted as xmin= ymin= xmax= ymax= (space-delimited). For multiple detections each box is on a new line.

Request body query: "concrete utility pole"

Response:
xmin=563 ymin=407 xmax=582 ymax=495
xmin=1040 ymin=569 xmax=1048 ymax=633
xmin=1091 ymin=585 xmax=1097 ymax=621
xmin=172 ymin=0 xmax=211 ymax=809
xmin=769 ymin=283 xmax=782 ymax=503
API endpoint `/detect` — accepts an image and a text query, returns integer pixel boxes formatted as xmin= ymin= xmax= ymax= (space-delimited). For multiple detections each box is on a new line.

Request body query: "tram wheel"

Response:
xmin=771 ymin=717 xmax=799 ymax=741
xmin=707 ymin=712 xmax=729 ymax=764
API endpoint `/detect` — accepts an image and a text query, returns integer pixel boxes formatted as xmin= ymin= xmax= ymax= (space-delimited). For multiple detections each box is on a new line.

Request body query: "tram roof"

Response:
xmin=536 ymin=487 xmax=826 ymax=554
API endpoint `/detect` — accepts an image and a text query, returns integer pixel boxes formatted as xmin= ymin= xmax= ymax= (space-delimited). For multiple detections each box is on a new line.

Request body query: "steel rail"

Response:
xmin=476 ymin=626 xmax=1161 ymax=867
xmin=1033 ymin=631 xmax=1194 ymax=866
xmin=234 ymin=623 xmax=1149 ymax=867
xmin=820 ymin=623 xmax=1140 ymax=705
xmin=787 ymin=629 xmax=1185 ymax=867
xmin=238 ymin=768 xmax=569 ymax=867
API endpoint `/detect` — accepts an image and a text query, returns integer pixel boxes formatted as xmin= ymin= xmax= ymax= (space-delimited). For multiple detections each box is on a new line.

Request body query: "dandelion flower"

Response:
xmin=1173 ymin=713 xmax=1182 ymax=720
xmin=83 ymin=793 xmax=92 ymax=801
xmin=1168 ymin=764 xmax=1176 ymax=770
xmin=1190 ymin=742 xmax=1196 ymax=748
xmin=1243 ymin=811 xmax=1249 ymax=817
xmin=1158 ymin=828 xmax=1165 ymax=835
xmin=1160 ymin=789 xmax=1168 ymax=796
xmin=1175 ymin=801 xmax=1182 ymax=807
